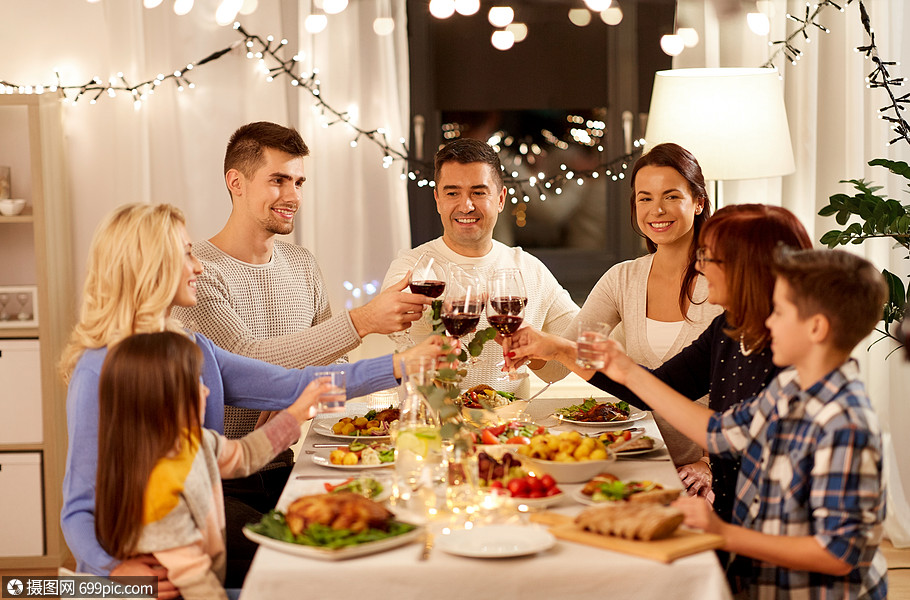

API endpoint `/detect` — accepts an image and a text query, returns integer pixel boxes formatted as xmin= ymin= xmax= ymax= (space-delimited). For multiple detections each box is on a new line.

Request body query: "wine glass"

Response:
xmin=440 ymin=265 xmax=484 ymax=345
xmin=390 ymin=254 xmax=447 ymax=349
xmin=0 ymin=293 xmax=9 ymax=321
xmin=487 ymin=268 xmax=528 ymax=380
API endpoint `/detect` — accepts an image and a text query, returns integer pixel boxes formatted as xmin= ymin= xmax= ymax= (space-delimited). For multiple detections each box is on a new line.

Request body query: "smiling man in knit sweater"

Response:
xmin=382 ymin=138 xmax=579 ymax=398
xmin=171 ymin=121 xmax=433 ymax=583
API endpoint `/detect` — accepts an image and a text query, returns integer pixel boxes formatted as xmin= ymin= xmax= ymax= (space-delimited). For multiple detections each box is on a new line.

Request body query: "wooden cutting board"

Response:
xmin=530 ymin=512 xmax=723 ymax=564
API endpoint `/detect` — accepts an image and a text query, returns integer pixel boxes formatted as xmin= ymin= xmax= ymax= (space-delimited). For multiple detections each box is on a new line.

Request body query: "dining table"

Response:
xmin=241 ymin=396 xmax=733 ymax=600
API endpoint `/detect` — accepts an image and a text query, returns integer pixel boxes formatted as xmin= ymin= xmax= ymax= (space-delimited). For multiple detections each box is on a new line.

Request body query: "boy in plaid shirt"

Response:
xmin=599 ymin=248 xmax=888 ymax=599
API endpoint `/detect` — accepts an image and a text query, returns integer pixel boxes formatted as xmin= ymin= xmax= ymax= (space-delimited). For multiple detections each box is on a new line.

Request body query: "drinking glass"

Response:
xmin=16 ymin=292 xmax=30 ymax=321
xmin=575 ymin=319 xmax=609 ymax=369
xmin=390 ymin=254 xmax=448 ymax=349
xmin=0 ymin=293 xmax=9 ymax=321
xmin=440 ymin=266 xmax=484 ymax=343
xmin=488 ymin=268 xmax=527 ymax=380
xmin=314 ymin=370 xmax=346 ymax=414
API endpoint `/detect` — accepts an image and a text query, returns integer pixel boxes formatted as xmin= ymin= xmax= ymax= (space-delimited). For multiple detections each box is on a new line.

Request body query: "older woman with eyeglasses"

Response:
xmin=504 ymin=204 xmax=812 ymax=532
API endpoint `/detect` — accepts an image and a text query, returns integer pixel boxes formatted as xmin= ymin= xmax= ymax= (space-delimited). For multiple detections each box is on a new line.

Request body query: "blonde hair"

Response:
xmin=59 ymin=204 xmax=188 ymax=382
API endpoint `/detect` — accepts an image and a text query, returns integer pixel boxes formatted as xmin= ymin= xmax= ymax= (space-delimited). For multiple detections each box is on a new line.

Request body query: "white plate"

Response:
xmin=243 ymin=523 xmax=422 ymax=561
xmin=570 ymin=487 xmax=617 ymax=506
xmin=436 ymin=525 xmax=555 ymax=558
xmin=554 ymin=407 xmax=647 ymax=427
xmin=312 ymin=419 xmax=391 ymax=441
xmin=312 ymin=450 xmax=394 ymax=470
xmin=614 ymin=438 xmax=666 ymax=457
xmin=502 ymin=492 xmax=566 ymax=509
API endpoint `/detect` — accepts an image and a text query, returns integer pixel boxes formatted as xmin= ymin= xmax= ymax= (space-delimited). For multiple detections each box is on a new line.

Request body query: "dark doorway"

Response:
xmin=407 ymin=0 xmax=675 ymax=302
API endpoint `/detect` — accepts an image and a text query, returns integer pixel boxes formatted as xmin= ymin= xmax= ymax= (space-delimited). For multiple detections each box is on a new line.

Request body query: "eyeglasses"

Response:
xmin=696 ymin=247 xmax=724 ymax=266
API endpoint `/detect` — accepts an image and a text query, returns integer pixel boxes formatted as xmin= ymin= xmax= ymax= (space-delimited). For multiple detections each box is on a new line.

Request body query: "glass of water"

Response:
xmin=575 ymin=319 xmax=609 ymax=370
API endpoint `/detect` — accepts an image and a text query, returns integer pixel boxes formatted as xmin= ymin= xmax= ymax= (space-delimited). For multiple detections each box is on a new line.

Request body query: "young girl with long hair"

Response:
xmin=60 ymin=203 xmax=444 ymax=586
xmin=529 ymin=143 xmax=722 ymax=468
xmin=96 ymin=331 xmax=327 ymax=600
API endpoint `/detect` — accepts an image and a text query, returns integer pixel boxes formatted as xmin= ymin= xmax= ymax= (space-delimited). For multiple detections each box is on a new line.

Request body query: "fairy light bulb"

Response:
xmin=583 ymin=0 xmax=611 ymax=11
xmin=323 ymin=0 xmax=347 ymax=14
xmin=505 ymin=22 xmax=527 ymax=42
xmin=144 ymin=0 xmax=164 ymax=8
xmin=568 ymin=8 xmax=591 ymax=26
xmin=373 ymin=17 xmax=395 ymax=35
xmin=173 ymin=0 xmax=194 ymax=15
xmin=660 ymin=33 xmax=684 ymax=56
xmin=429 ymin=0 xmax=456 ymax=19
xmin=305 ymin=13 xmax=328 ymax=33
xmin=454 ymin=0 xmax=479 ymax=16
xmin=747 ymin=12 xmax=771 ymax=35
xmin=599 ymin=6 xmax=622 ymax=25
xmin=487 ymin=6 xmax=513 ymax=27
xmin=491 ymin=29 xmax=514 ymax=50
xmin=677 ymin=27 xmax=699 ymax=47
xmin=215 ymin=0 xmax=243 ymax=25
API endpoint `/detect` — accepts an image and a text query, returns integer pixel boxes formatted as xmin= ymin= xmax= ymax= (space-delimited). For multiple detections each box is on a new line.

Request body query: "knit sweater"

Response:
xmin=136 ymin=412 xmax=301 ymax=600
xmin=171 ymin=240 xmax=360 ymax=441
xmin=536 ymin=254 xmax=723 ymax=465
xmin=382 ymin=238 xmax=579 ymax=397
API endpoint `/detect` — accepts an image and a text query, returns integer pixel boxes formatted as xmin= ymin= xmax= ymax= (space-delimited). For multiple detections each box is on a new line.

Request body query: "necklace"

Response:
xmin=739 ymin=336 xmax=753 ymax=356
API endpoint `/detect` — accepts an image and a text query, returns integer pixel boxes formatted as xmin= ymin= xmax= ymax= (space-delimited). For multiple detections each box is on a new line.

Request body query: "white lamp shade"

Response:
xmin=644 ymin=68 xmax=795 ymax=181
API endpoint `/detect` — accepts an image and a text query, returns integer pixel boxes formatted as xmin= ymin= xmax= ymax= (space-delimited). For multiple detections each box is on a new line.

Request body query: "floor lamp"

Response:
xmin=643 ymin=67 xmax=795 ymax=208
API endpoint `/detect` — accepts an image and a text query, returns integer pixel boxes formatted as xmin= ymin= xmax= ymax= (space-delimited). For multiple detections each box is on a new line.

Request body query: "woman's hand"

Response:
xmin=677 ymin=459 xmax=714 ymax=501
xmin=672 ymin=495 xmax=724 ymax=536
xmin=287 ymin=379 xmax=335 ymax=422
xmin=393 ymin=334 xmax=450 ymax=378
xmin=110 ymin=556 xmax=179 ymax=600
xmin=502 ymin=327 xmax=575 ymax=370
xmin=598 ymin=340 xmax=642 ymax=385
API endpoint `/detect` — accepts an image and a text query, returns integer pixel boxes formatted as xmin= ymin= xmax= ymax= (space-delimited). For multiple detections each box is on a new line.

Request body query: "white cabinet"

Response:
xmin=0 ymin=339 xmax=43 ymax=444
xmin=0 ymin=452 xmax=44 ymax=557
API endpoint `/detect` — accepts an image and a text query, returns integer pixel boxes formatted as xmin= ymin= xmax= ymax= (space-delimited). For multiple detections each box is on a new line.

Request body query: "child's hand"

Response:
xmin=288 ymin=379 xmax=334 ymax=423
xmin=393 ymin=334 xmax=450 ymax=378
xmin=110 ymin=556 xmax=179 ymax=600
xmin=672 ymin=495 xmax=723 ymax=535
xmin=599 ymin=340 xmax=637 ymax=384
xmin=677 ymin=460 xmax=714 ymax=501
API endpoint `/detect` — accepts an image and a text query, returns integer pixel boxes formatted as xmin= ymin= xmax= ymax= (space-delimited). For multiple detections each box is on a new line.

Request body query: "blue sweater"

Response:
xmin=61 ymin=332 xmax=398 ymax=575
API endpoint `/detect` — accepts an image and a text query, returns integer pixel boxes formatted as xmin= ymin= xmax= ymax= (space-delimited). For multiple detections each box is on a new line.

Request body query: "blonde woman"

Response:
xmin=60 ymin=204 xmax=444 ymax=590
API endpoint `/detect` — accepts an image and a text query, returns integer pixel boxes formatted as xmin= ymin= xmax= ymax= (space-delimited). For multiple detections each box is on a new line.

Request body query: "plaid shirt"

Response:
xmin=707 ymin=360 xmax=887 ymax=600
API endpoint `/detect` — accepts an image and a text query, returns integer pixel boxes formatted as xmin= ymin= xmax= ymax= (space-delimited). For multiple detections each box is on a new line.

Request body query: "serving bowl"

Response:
xmin=0 ymin=199 xmax=25 ymax=216
xmin=522 ymin=454 xmax=616 ymax=484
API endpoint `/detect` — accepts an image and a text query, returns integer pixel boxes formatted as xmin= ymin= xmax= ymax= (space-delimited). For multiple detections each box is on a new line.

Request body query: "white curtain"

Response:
xmin=295 ymin=0 xmax=411 ymax=348
xmin=0 ymin=0 xmax=410 ymax=331
xmin=676 ymin=0 xmax=910 ymax=546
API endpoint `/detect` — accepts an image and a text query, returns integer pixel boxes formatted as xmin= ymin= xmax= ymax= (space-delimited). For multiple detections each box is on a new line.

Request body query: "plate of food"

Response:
xmin=436 ymin=525 xmax=555 ymax=558
xmin=472 ymin=420 xmax=548 ymax=446
xmin=312 ymin=441 xmax=395 ymax=470
xmin=572 ymin=472 xmax=682 ymax=505
xmin=475 ymin=450 xmax=565 ymax=507
xmin=282 ymin=476 xmax=392 ymax=505
xmin=554 ymin=398 xmax=646 ymax=426
xmin=312 ymin=407 xmax=398 ymax=440
xmin=244 ymin=492 xmax=421 ymax=560
xmin=613 ymin=437 xmax=665 ymax=457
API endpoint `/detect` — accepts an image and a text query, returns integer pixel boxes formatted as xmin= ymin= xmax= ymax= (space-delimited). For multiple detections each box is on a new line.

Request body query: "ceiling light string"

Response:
xmin=762 ymin=0 xmax=845 ymax=68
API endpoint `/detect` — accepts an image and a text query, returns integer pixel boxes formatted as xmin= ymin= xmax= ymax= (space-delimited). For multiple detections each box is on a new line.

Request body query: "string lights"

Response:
xmin=762 ymin=0 xmax=847 ymax=68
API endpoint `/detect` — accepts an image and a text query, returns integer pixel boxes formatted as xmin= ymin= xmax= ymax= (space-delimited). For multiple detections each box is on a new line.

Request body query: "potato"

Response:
xmin=341 ymin=423 xmax=356 ymax=435
xmin=353 ymin=417 xmax=368 ymax=427
xmin=342 ymin=452 xmax=359 ymax=465
xmin=332 ymin=422 xmax=346 ymax=434
xmin=554 ymin=452 xmax=575 ymax=463
xmin=573 ymin=442 xmax=592 ymax=460
xmin=329 ymin=449 xmax=346 ymax=464
xmin=589 ymin=448 xmax=608 ymax=461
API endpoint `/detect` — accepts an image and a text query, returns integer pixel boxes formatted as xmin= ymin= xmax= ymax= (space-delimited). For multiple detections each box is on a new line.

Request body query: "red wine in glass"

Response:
xmin=409 ymin=280 xmax=446 ymax=298
xmin=489 ymin=296 xmax=527 ymax=315
xmin=488 ymin=314 xmax=523 ymax=335
xmin=441 ymin=302 xmax=482 ymax=337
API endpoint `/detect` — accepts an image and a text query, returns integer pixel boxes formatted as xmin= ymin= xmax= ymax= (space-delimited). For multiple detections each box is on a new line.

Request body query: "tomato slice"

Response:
xmin=481 ymin=430 xmax=500 ymax=445
xmin=488 ymin=424 xmax=507 ymax=436
xmin=505 ymin=435 xmax=531 ymax=445
xmin=324 ymin=477 xmax=354 ymax=492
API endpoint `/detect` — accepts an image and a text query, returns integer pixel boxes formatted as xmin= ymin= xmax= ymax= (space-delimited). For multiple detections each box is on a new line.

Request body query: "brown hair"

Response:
xmin=699 ymin=204 xmax=812 ymax=352
xmin=95 ymin=332 xmax=203 ymax=559
xmin=224 ymin=121 xmax=309 ymax=180
xmin=629 ymin=143 xmax=711 ymax=316
xmin=774 ymin=249 xmax=887 ymax=353
xmin=434 ymin=138 xmax=504 ymax=189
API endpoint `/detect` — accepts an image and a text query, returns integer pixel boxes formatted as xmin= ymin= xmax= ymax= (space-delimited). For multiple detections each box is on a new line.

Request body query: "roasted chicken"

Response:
xmin=285 ymin=492 xmax=393 ymax=534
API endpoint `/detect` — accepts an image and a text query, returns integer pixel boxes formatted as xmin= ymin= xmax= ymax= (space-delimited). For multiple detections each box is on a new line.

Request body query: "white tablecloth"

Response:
xmin=241 ymin=397 xmax=732 ymax=600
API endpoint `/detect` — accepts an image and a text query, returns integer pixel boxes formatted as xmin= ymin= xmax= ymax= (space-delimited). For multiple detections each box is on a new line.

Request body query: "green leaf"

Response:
xmin=835 ymin=210 xmax=850 ymax=225
xmin=870 ymin=158 xmax=910 ymax=180
xmin=819 ymin=230 xmax=843 ymax=248
xmin=883 ymin=269 xmax=906 ymax=309
xmin=818 ymin=204 xmax=840 ymax=217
